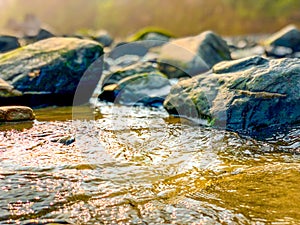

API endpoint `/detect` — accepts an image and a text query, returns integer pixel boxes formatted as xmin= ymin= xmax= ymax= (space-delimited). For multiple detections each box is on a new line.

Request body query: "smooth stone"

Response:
xmin=157 ymin=31 xmax=231 ymax=78
xmin=98 ymin=72 xmax=171 ymax=107
xmin=0 ymin=106 xmax=35 ymax=121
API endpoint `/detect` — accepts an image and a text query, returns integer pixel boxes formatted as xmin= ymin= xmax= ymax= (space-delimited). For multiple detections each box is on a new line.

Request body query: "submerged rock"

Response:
xmin=158 ymin=31 xmax=231 ymax=78
xmin=99 ymin=72 xmax=171 ymax=107
xmin=0 ymin=35 xmax=20 ymax=53
xmin=164 ymin=56 xmax=300 ymax=137
xmin=0 ymin=106 xmax=35 ymax=121
xmin=0 ymin=37 xmax=103 ymax=106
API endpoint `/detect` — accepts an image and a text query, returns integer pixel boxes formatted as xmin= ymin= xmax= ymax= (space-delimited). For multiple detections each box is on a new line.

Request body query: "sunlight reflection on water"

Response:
xmin=0 ymin=105 xmax=299 ymax=224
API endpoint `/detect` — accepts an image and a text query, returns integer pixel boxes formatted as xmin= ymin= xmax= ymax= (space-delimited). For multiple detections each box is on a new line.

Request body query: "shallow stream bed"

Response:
xmin=0 ymin=105 xmax=299 ymax=224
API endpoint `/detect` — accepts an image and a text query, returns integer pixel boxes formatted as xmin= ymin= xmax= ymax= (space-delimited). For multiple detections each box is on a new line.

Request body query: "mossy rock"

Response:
xmin=0 ymin=37 xmax=103 ymax=97
xmin=164 ymin=56 xmax=300 ymax=137
xmin=127 ymin=27 xmax=174 ymax=42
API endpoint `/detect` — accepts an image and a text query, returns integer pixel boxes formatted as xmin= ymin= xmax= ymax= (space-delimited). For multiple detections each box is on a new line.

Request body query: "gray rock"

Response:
xmin=128 ymin=28 xmax=173 ymax=42
xmin=0 ymin=106 xmax=35 ymax=121
xmin=0 ymin=37 xmax=103 ymax=102
xmin=0 ymin=78 xmax=22 ymax=98
xmin=164 ymin=56 xmax=300 ymax=137
xmin=99 ymin=61 xmax=158 ymax=87
xmin=93 ymin=30 xmax=113 ymax=47
xmin=265 ymin=45 xmax=293 ymax=58
xmin=157 ymin=31 xmax=231 ymax=78
xmin=99 ymin=72 xmax=171 ymax=107
xmin=141 ymin=32 xmax=170 ymax=42
xmin=108 ymin=42 xmax=148 ymax=60
xmin=0 ymin=35 xmax=20 ymax=53
xmin=263 ymin=25 xmax=300 ymax=54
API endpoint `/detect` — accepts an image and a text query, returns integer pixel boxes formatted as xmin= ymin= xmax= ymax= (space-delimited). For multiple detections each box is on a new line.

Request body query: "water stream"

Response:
xmin=0 ymin=105 xmax=299 ymax=224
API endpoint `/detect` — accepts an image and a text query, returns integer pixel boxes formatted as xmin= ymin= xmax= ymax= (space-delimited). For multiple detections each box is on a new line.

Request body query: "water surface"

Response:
xmin=0 ymin=105 xmax=299 ymax=224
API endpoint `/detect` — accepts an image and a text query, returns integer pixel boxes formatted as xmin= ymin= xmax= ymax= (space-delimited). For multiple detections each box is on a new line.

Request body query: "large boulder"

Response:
xmin=164 ymin=56 xmax=300 ymax=137
xmin=99 ymin=72 xmax=171 ymax=107
xmin=157 ymin=31 xmax=231 ymax=78
xmin=0 ymin=37 xmax=103 ymax=106
xmin=0 ymin=35 xmax=20 ymax=53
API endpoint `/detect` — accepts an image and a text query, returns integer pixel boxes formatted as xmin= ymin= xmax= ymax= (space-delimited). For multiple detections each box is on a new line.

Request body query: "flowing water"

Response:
xmin=0 ymin=105 xmax=299 ymax=225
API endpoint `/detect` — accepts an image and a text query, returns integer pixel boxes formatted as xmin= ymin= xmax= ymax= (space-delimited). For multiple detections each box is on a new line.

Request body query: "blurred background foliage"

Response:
xmin=0 ymin=0 xmax=300 ymax=37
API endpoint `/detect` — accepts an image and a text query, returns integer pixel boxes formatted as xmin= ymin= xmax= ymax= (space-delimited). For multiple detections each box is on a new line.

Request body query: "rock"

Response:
xmin=99 ymin=61 xmax=158 ymax=87
xmin=0 ymin=106 xmax=35 ymax=121
xmin=263 ymin=25 xmax=300 ymax=56
xmin=141 ymin=32 xmax=171 ymax=42
xmin=163 ymin=56 xmax=300 ymax=137
xmin=128 ymin=27 xmax=173 ymax=42
xmin=157 ymin=31 xmax=231 ymax=78
xmin=22 ymin=28 xmax=55 ymax=45
xmin=0 ymin=78 xmax=22 ymax=97
xmin=0 ymin=37 xmax=103 ymax=106
xmin=34 ymin=28 xmax=55 ymax=41
xmin=92 ymin=30 xmax=113 ymax=47
xmin=99 ymin=72 xmax=171 ymax=107
xmin=108 ymin=42 xmax=148 ymax=60
xmin=0 ymin=35 xmax=20 ymax=53
xmin=265 ymin=45 xmax=293 ymax=58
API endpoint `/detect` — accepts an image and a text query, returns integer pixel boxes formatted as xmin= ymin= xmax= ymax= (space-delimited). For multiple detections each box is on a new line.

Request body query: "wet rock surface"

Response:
xmin=1 ymin=27 xmax=300 ymax=139
xmin=164 ymin=56 xmax=300 ymax=137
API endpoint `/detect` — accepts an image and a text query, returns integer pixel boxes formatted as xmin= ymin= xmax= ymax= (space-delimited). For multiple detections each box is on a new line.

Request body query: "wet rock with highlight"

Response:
xmin=164 ymin=56 xmax=300 ymax=137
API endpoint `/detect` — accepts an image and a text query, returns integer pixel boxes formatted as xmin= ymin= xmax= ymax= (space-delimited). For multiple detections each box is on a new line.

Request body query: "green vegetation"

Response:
xmin=0 ymin=0 xmax=300 ymax=38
